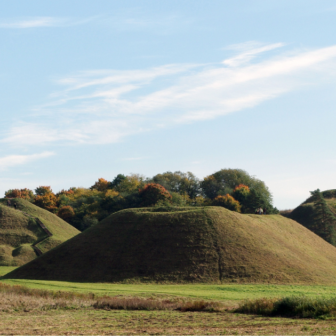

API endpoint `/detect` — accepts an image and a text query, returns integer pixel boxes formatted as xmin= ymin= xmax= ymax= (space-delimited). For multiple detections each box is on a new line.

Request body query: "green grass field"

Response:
xmin=2 ymin=267 xmax=336 ymax=303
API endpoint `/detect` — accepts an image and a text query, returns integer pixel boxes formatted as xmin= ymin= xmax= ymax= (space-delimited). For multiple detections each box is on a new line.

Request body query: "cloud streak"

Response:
xmin=0 ymin=17 xmax=95 ymax=29
xmin=0 ymin=152 xmax=55 ymax=171
xmin=3 ymin=42 xmax=336 ymax=146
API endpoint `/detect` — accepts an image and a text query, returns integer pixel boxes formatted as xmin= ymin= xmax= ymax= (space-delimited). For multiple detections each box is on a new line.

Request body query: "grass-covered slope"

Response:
xmin=0 ymin=198 xmax=80 ymax=266
xmin=5 ymin=206 xmax=336 ymax=284
xmin=287 ymin=189 xmax=336 ymax=238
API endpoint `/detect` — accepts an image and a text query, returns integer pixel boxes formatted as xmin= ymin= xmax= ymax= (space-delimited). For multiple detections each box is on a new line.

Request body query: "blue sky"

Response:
xmin=1 ymin=0 xmax=336 ymax=209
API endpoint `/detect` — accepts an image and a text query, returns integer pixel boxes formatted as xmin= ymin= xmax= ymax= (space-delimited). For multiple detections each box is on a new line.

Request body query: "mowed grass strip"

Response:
xmin=2 ymin=278 xmax=336 ymax=303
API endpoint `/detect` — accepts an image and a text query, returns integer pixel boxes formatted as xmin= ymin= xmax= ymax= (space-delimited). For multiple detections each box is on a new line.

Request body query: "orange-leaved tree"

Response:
xmin=34 ymin=186 xmax=58 ymax=213
xmin=212 ymin=194 xmax=241 ymax=212
xmin=5 ymin=188 xmax=35 ymax=202
xmin=90 ymin=178 xmax=110 ymax=192
xmin=57 ymin=205 xmax=75 ymax=221
xmin=139 ymin=183 xmax=172 ymax=206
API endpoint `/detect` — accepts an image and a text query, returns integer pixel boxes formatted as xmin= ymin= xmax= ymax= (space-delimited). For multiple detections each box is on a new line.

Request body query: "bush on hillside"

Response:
xmin=212 ymin=194 xmax=241 ymax=212
xmin=5 ymin=188 xmax=35 ymax=202
xmin=139 ymin=183 xmax=172 ymax=206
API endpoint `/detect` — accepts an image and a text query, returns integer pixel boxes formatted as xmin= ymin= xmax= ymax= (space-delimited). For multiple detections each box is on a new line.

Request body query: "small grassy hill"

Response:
xmin=5 ymin=206 xmax=336 ymax=284
xmin=0 ymin=198 xmax=80 ymax=266
xmin=286 ymin=189 xmax=336 ymax=242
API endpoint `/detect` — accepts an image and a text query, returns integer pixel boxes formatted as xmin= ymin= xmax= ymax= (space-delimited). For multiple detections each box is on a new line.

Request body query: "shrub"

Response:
xmin=236 ymin=296 xmax=336 ymax=318
xmin=212 ymin=194 xmax=241 ymax=212
xmin=5 ymin=188 xmax=35 ymax=202
xmin=139 ymin=183 xmax=172 ymax=206
xmin=180 ymin=300 xmax=222 ymax=312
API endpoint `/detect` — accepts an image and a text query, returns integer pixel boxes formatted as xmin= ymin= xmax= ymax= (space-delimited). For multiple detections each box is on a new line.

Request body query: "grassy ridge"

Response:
xmin=6 ymin=206 xmax=336 ymax=284
xmin=0 ymin=199 xmax=79 ymax=265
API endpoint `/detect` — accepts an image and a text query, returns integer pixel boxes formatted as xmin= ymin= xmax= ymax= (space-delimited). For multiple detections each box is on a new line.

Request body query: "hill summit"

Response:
xmin=5 ymin=206 xmax=336 ymax=284
xmin=0 ymin=198 xmax=79 ymax=266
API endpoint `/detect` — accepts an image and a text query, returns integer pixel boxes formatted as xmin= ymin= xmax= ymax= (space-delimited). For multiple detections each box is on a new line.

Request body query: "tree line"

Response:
xmin=4 ymin=168 xmax=278 ymax=231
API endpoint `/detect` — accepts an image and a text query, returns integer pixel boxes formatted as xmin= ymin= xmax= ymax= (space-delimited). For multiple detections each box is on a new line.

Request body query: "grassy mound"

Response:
xmin=286 ymin=189 xmax=336 ymax=241
xmin=0 ymin=198 xmax=80 ymax=266
xmin=5 ymin=206 xmax=336 ymax=284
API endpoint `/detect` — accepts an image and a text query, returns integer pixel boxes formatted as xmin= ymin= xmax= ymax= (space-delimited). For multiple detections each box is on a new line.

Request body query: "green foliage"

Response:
xmin=152 ymin=171 xmax=200 ymax=199
xmin=236 ymin=296 xmax=336 ymax=318
xmin=200 ymin=169 xmax=275 ymax=214
xmin=4 ymin=169 xmax=276 ymax=230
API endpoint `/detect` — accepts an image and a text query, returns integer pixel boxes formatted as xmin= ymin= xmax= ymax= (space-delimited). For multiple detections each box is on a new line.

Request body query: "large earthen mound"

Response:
xmin=0 ymin=198 xmax=79 ymax=266
xmin=5 ymin=206 xmax=336 ymax=284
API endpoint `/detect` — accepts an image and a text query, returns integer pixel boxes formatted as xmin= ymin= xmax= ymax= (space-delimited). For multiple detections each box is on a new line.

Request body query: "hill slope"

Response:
xmin=286 ymin=189 xmax=336 ymax=243
xmin=0 ymin=198 xmax=80 ymax=266
xmin=5 ymin=206 xmax=336 ymax=284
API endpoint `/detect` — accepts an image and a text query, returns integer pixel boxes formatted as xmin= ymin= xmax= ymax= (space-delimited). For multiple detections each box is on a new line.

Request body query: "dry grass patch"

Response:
xmin=0 ymin=282 xmax=225 ymax=314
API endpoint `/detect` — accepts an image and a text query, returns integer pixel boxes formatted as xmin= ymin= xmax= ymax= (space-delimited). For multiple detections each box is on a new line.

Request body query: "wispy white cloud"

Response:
xmin=0 ymin=152 xmax=55 ymax=171
xmin=3 ymin=43 xmax=336 ymax=146
xmin=0 ymin=16 xmax=96 ymax=29
xmin=223 ymin=42 xmax=285 ymax=67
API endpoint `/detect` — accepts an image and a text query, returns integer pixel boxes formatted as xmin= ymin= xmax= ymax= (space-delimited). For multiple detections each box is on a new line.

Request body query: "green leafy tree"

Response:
xmin=110 ymin=174 xmax=127 ymax=189
xmin=201 ymin=169 xmax=271 ymax=200
xmin=152 ymin=171 xmax=200 ymax=199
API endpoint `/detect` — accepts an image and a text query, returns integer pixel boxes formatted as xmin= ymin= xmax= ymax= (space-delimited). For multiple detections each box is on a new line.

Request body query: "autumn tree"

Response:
xmin=34 ymin=186 xmax=58 ymax=213
xmin=90 ymin=178 xmax=110 ymax=192
xmin=5 ymin=188 xmax=35 ymax=202
xmin=139 ymin=183 xmax=172 ymax=206
xmin=57 ymin=206 xmax=75 ymax=221
xmin=212 ymin=194 xmax=241 ymax=212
